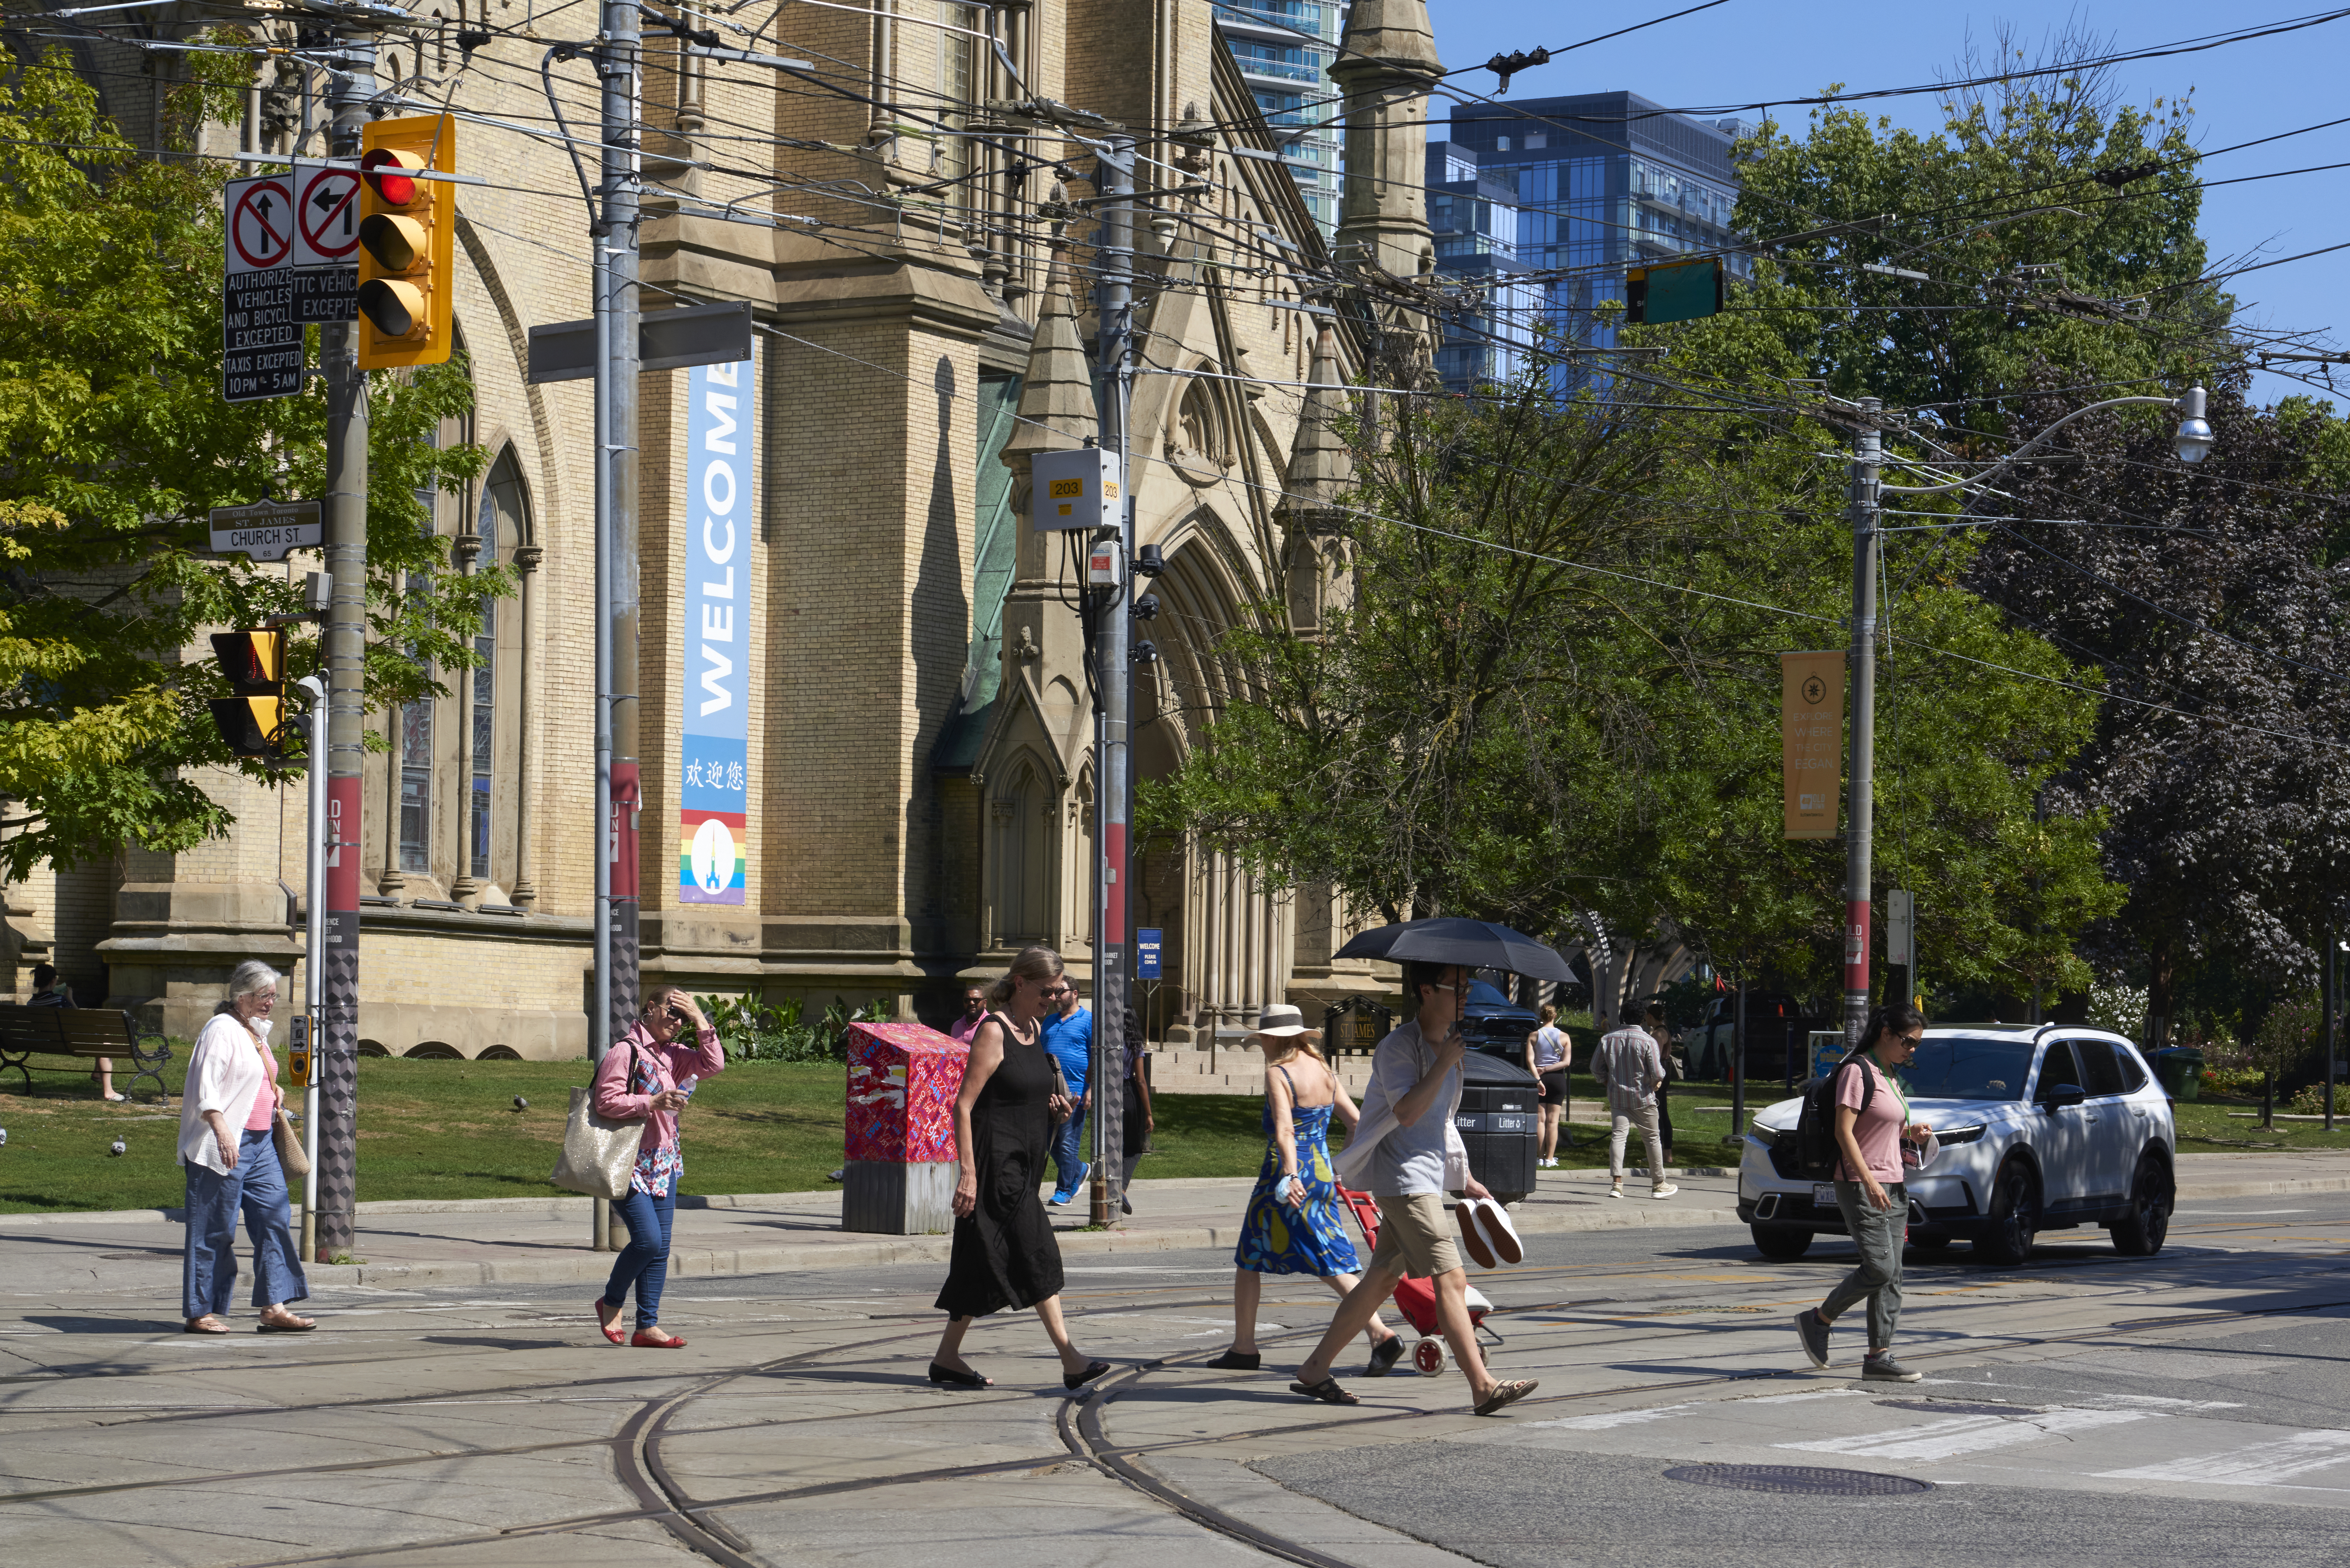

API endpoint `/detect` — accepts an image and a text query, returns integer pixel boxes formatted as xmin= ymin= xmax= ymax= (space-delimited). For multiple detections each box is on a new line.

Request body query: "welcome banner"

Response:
xmin=680 ymin=353 xmax=753 ymax=905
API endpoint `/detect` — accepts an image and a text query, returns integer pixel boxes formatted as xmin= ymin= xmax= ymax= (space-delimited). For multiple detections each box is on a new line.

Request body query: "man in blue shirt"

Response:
xmin=1039 ymin=978 xmax=1092 ymax=1204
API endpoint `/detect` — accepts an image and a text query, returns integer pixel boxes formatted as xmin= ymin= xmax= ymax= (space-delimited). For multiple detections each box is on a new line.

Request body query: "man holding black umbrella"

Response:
xmin=1289 ymin=960 xmax=1538 ymax=1417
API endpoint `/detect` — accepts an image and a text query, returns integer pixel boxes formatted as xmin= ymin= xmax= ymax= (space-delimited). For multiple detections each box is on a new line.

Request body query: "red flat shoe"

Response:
xmin=631 ymin=1328 xmax=687 ymax=1349
xmin=594 ymin=1299 xmax=625 ymax=1345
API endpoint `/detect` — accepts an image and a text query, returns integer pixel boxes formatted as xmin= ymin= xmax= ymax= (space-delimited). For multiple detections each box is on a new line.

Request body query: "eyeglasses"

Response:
xmin=1040 ymin=985 xmax=1071 ymax=998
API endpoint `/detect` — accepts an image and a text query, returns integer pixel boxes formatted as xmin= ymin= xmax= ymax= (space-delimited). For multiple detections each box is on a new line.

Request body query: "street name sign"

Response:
xmin=223 ymin=173 xmax=304 ymax=401
xmin=210 ymin=499 xmax=323 ymax=561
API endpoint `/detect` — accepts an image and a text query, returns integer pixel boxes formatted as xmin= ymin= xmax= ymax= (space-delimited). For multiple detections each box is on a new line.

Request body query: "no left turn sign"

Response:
xmin=294 ymin=164 xmax=361 ymax=266
xmin=229 ymin=177 xmax=294 ymax=272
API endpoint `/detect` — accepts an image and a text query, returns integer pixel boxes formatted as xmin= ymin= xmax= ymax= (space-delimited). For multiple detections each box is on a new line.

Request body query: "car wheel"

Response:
xmin=2110 ymin=1150 xmax=2174 ymax=1257
xmin=1976 ymin=1159 xmax=2040 ymax=1266
xmin=1751 ymin=1224 xmax=1813 ymax=1260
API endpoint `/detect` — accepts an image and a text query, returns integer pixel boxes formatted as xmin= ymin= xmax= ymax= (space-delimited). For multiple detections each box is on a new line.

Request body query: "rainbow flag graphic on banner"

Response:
xmin=679 ymin=734 xmax=746 ymax=904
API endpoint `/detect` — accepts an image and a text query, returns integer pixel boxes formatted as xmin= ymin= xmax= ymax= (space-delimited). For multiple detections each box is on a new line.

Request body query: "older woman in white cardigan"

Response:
xmin=177 ymin=960 xmax=312 ymax=1334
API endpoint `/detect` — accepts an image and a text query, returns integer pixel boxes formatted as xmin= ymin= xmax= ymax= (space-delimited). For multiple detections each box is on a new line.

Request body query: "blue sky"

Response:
xmin=1420 ymin=2 xmax=2347 ymax=408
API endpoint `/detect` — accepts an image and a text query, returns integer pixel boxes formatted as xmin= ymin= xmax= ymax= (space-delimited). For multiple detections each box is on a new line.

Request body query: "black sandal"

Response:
xmin=928 ymin=1362 xmax=991 ymax=1388
xmin=1063 ymin=1358 xmax=1112 ymax=1390
xmin=1365 ymin=1335 xmax=1404 ymax=1377
xmin=1289 ymin=1376 xmax=1358 ymax=1406
xmin=1205 ymin=1348 xmax=1260 ymax=1371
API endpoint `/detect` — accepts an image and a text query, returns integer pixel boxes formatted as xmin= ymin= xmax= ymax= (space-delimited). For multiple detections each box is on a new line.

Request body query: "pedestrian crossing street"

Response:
xmin=1516 ymin=1378 xmax=2350 ymax=1503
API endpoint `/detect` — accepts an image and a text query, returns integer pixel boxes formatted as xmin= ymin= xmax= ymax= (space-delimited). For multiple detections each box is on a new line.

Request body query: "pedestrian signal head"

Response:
xmin=356 ymin=116 xmax=455 ymax=369
xmin=208 ymin=629 xmax=288 ymax=759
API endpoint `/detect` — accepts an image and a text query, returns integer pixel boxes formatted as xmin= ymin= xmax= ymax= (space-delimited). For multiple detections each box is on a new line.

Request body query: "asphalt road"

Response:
xmin=4 ymin=1193 xmax=2348 ymax=1567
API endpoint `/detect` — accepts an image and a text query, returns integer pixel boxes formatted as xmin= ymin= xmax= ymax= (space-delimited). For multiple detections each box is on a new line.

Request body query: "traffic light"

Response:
xmin=356 ymin=114 xmax=456 ymax=369
xmin=1625 ymin=256 xmax=1723 ymax=325
xmin=208 ymin=628 xmax=287 ymax=759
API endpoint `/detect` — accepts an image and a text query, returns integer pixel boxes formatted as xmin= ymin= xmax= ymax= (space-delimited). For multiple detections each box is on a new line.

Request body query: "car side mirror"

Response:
xmin=2042 ymin=1083 xmax=2086 ymax=1110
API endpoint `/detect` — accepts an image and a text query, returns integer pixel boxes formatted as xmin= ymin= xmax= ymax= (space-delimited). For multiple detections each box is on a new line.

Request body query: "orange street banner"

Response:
xmin=1781 ymin=651 xmax=1845 ymax=840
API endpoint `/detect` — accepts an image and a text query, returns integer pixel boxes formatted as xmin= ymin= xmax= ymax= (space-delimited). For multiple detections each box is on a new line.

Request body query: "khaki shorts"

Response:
xmin=1368 ymin=1192 xmax=1461 ymax=1280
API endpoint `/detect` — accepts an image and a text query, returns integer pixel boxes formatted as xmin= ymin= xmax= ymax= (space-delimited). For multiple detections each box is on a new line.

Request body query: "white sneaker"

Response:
xmin=1651 ymin=1182 xmax=1679 ymax=1199
xmin=1608 ymin=1184 xmax=1624 ymax=1198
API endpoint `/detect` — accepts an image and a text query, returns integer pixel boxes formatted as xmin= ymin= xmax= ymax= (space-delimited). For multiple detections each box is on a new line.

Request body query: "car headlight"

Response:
xmin=1933 ymin=1123 xmax=1987 ymax=1145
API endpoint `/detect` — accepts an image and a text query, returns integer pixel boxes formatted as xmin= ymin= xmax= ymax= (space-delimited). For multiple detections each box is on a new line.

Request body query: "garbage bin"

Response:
xmin=1452 ymin=1051 xmax=1539 ymax=1204
xmin=842 ymin=1020 xmax=966 ymax=1234
xmin=2152 ymin=1046 xmax=2204 ymax=1102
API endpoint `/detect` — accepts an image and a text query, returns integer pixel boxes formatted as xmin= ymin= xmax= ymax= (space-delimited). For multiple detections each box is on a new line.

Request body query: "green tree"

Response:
xmin=1703 ymin=46 xmax=2227 ymax=423
xmin=0 ymin=45 xmax=501 ymax=877
xmin=1144 ymin=360 xmax=2121 ymax=1001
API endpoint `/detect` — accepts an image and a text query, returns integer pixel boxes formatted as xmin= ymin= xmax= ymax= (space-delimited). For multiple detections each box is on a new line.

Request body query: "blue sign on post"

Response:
xmin=1137 ymin=928 xmax=1162 ymax=979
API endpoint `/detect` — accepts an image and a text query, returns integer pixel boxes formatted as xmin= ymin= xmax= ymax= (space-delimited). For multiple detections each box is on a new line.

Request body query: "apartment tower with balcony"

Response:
xmin=1216 ymin=0 xmax=1346 ymax=237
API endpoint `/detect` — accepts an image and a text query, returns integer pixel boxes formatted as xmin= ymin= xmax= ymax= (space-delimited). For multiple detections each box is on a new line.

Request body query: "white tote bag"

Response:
xmin=550 ymin=1084 xmax=643 ymax=1200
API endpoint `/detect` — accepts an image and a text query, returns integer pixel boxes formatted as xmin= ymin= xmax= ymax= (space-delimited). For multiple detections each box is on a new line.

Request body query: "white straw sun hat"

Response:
xmin=1247 ymin=1003 xmax=1319 ymax=1040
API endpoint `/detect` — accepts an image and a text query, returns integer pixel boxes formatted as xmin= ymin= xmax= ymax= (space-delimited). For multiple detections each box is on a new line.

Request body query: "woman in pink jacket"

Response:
xmin=592 ymin=986 xmax=724 ymax=1347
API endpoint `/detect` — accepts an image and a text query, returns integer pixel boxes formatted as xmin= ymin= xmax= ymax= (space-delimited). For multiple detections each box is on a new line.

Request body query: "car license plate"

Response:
xmin=1812 ymin=1183 xmax=1837 ymax=1207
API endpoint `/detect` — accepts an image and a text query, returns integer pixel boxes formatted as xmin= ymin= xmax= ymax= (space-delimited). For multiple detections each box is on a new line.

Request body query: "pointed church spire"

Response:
xmin=1001 ymin=225 xmax=1095 ymax=472
xmin=1277 ymin=322 xmax=1351 ymax=532
xmin=1329 ymin=0 xmax=1440 ymax=283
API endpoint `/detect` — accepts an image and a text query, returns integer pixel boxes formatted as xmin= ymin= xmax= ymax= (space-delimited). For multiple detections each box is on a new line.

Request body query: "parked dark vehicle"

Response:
xmin=1460 ymin=978 xmax=1541 ymax=1062
xmin=1684 ymin=991 xmax=1812 ymax=1081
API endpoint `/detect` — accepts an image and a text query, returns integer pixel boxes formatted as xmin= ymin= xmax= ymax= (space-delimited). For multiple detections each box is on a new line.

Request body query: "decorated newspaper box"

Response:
xmin=842 ymin=1020 xmax=967 ymax=1234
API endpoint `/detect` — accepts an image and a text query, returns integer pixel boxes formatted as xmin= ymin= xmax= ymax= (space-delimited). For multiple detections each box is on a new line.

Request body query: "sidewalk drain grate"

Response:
xmin=1665 ymin=1465 xmax=1932 ymax=1496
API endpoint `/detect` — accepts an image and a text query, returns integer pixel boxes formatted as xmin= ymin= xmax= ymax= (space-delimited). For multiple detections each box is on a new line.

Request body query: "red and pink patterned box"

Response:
xmin=843 ymin=1021 xmax=967 ymax=1163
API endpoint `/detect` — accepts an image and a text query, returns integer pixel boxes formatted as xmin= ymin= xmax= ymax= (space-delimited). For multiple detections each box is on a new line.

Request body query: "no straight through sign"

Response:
xmin=223 ymin=172 xmax=305 ymax=402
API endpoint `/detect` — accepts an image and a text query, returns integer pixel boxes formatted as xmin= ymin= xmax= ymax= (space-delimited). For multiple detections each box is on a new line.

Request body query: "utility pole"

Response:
xmin=1842 ymin=398 xmax=1882 ymax=1050
xmin=298 ymin=674 xmax=327 ymax=1263
xmin=1088 ymin=133 xmax=1135 ymax=1228
xmin=2325 ymin=919 xmax=2337 ymax=1133
xmin=591 ymin=0 xmax=644 ymax=1250
xmin=314 ymin=33 xmax=373 ymax=1263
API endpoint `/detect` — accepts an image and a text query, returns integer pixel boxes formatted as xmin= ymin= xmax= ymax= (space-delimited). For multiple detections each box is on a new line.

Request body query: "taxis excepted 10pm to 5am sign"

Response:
xmin=1781 ymin=650 xmax=1845 ymax=841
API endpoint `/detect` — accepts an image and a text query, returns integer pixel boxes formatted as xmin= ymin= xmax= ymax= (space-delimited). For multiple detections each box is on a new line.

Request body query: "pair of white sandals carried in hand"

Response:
xmin=1452 ymin=1197 xmax=1523 ymax=1270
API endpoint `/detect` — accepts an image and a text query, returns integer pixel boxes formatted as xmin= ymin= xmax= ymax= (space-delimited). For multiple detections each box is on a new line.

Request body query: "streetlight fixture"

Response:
xmin=1835 ymin=387 xmax=2215 ymax=1048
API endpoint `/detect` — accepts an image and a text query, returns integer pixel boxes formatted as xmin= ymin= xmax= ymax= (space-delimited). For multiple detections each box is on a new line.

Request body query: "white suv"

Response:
xmin=1737 ymin=1025 xmax=2177 ymax=1264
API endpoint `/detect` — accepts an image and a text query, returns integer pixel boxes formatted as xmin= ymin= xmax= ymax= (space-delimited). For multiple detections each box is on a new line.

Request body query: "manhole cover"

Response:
xmin=1665 ymin=1465 xmax=1932 ymax=1496
xmin=1877 ymin=1399 xmax=2037 ymax=1417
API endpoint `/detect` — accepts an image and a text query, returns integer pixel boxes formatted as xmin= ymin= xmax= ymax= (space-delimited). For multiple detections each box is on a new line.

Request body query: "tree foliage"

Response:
xmin=0 ymin=45 xmax=502 ymax=877
xmin=1144 ymin=360 xmax=2120 ymax=1002
xmin=1966 ymin=377 xmax=2350 ymax=1031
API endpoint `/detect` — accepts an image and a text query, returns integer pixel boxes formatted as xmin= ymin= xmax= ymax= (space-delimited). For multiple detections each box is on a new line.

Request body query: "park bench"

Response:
xmin=0 ymin=1003 xmax=173 ymax=1099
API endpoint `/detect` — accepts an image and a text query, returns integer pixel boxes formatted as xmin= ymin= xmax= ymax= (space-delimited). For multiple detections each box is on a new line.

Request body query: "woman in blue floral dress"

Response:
xmin=1209 ymin=1004 xmax=1401 ymax=1373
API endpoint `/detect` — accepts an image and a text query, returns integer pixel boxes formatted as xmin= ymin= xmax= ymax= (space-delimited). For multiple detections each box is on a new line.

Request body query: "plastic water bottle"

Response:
xmin=677 ymin=1074 xmax=700 ymax=1102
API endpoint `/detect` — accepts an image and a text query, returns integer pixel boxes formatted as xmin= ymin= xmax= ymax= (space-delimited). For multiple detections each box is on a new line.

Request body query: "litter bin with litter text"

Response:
xmin=842 ymin=1021 xmax=966 ymax=1234
xmin=1452 ymin=1051 xmax=1539 ymax=1204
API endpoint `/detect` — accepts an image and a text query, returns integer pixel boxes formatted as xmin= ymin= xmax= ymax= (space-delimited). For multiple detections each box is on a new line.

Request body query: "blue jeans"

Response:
xmin=604 ymin=1186 xmax=676 ymax=1329
xmin=1050 ymin=1098 xmax=1089 ymax=1196
xmin=183 ymin=1127 xmax=308 ymax=1318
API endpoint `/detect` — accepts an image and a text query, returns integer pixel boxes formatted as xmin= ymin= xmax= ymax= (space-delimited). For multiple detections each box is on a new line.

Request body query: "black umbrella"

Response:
xmin=1332 ymin=918 xmax=1575 ymax=981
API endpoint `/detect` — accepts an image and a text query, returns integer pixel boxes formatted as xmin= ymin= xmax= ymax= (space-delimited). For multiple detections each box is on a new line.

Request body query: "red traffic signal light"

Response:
xmin=208 ymin=629 xmax=287 ymax=759
xmin=361 ymin=147 xmax=422 ymax=206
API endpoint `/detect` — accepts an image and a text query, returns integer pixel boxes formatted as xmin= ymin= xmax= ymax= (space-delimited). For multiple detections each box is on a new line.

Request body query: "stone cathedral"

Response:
xmin=6 ymin=0 xmax=1449 ymax=1054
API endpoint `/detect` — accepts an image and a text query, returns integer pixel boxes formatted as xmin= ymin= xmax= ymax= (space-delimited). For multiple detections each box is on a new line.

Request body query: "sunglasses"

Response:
xmin=1040 ymin=985 xmax=1072 ymax=997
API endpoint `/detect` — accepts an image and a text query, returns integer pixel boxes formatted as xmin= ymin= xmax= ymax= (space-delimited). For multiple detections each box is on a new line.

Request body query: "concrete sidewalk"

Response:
xmin=5 ymin=1151 xmax=2346 ymax=1299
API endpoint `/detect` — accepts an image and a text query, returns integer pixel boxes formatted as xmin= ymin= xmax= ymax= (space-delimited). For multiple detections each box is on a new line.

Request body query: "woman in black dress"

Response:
xmin=930 ymin=945 xmax=1112 ymax=1390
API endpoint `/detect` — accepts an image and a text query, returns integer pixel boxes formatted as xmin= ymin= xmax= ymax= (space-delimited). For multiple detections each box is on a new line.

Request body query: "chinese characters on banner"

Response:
xmin=1780 ymin=650 xmax=1845 ymax=841
xmin=679 ymin=353 xmax=754 ymax=904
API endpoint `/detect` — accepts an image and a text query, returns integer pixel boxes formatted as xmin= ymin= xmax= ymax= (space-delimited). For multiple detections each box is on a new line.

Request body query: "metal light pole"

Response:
xmin=1841 ymin=388 xmax=2214 ymax=1042
xmin=1088 ymin=133 xmax=1135 ymax=1228
xmin=590 ymin=0 xmax=644 ymax=1250
xmin=314 ymin=38 xmax=374 ymax=1263
xmin=297 ymin=675 xmax=327 ymax=1262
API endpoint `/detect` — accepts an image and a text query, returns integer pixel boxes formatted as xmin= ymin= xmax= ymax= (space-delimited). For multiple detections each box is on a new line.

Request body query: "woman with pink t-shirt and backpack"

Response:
xmin=1794 ymin=1004 xmax=1939 ymax=1382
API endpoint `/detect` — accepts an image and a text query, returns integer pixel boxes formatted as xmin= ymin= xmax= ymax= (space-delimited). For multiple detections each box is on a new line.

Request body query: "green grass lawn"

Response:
xmin=0 ymin=1052 xmax=1370 ymax=1214
xmin=2172 ymin=1094 xmax=2350 ymax=1153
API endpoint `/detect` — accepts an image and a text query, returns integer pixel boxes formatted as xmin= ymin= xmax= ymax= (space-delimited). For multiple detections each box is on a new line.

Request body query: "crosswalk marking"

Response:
xmin=2097 ymin=1430 xmax=2350 ymax=1487
xmin=1776 ymin=1406 xmax=2147 ymax=1461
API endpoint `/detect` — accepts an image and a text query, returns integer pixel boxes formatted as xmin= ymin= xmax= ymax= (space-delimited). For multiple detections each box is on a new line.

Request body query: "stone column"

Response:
xmin=449 ymin=525 xmax=482 ymax=902
xmin=510 ymin=545 xmax=543 ymax=908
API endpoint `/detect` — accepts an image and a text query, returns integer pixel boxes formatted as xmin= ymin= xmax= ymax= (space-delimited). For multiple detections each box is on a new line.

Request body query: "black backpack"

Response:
xmin=1792 ymin=1054 xmax=1876 ymax=1181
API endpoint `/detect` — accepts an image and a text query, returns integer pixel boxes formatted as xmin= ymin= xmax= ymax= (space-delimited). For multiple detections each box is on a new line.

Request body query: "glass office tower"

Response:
xmin=1426 ymin=142 xmax=1541 ymax=393
xmin=1215 ymin=0 xmax=1345 ymax=238
xmin=1441 ymin=91 xmax=1751 ymax=393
